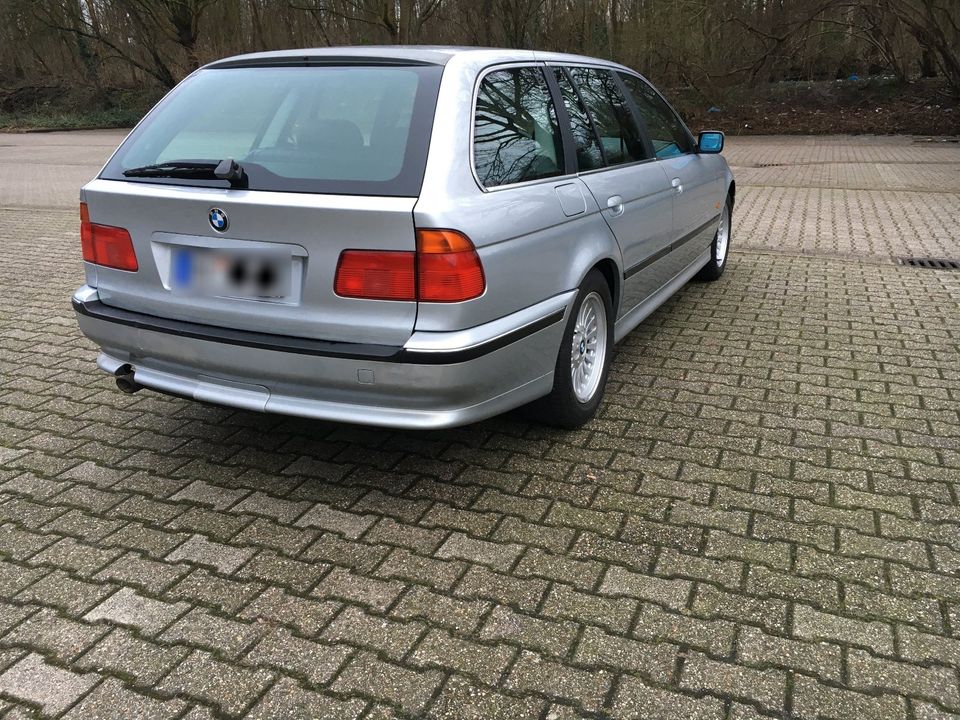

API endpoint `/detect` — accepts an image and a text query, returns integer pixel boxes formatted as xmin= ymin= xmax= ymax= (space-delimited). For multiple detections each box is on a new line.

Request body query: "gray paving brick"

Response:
xmin=247 ymin=677 xmax=366 ymax=720
xmin=793 ymin=674 xmax=907 ymax=719
xmin=62 ymin=677 xmax=187 ymax=720
xmin=165 ymin=534 xmax=255 ymax=574
xmin=848 ymin=648 xmax=959 ymax=710
xmin=505 ymin=650 xmax=612 ymax=713
xmin=245 ymin=628 xmax=352 ymax=685
xmin=155 ymin=650 xmax=274 ymax=716
xmin=612 ymin=676 xmax=725 ymax=720
xmin=75 ymin=628 xmax=190 ymax=687
xmin=793 ymin=604 xmax=895 ymax=655
xmin=410 ymin=628 xmax=515 ymax=685
xmin=84 ymin=587 xmax=189 ymax=634
xmin=0 ymin=653 xmax=97 ymax=716
xmin=330 ymin=651 xmax=444 ymax=714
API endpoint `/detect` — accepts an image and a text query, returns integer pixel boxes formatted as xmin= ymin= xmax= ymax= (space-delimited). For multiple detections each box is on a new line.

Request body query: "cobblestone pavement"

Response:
xmin=0 ymin=132 xmax=959 ymax=719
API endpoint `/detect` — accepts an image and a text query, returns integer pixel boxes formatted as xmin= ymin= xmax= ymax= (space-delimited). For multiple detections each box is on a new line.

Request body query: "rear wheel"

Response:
xmin=524 ymin=269 xmax=613 ymax=428
xmin=695 ymin=198 xmax=731 ymax=282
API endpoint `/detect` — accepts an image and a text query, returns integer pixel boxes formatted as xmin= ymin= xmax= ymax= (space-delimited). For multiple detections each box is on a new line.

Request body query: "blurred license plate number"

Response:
xmin=172 ymin=247 xmax=291 ymax=300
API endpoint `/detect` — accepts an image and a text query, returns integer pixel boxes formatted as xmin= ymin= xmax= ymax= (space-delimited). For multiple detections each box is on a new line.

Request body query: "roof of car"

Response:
xmin=204 ymin=45 xmax=629 ymax=71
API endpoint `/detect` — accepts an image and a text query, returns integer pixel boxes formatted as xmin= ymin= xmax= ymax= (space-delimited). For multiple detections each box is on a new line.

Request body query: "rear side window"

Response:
xmin=101 ymin=65 xmax=442 ymax=196
xmin=473 ymin=67 xmax=565 ymax=188
xmin=553 ymin=69 xmax=604 ymax=171
xmin=618 ymin=73 xmax=692 ymax=159
xmin=567 ymin=67 xmax=647 ymax=167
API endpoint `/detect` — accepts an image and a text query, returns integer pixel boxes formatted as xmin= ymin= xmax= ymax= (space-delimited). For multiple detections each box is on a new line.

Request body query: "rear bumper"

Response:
xmin=72 ymin=285 xmax=573 ymax=429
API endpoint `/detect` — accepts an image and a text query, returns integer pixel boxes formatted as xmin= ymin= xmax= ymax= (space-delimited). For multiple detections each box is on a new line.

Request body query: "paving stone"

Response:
xmin=793 ymin=604 xmax=895 ymax=655
xmin=541 ymin=582 xmax=637 ymax=634
xmin=320 ymin=606 xmax=424 ymax=661
xmin=169 ymin=480 xmax=249 ymax=511
xmin=310 ymin=565 xmax=403 ymax=612
xmin=436 ymin=531 xmax=524 ymax=572
xmin=330 ymin=651 xmax=444 ymax=714
xmin=410 ymin=628 xmax=515 ymax=685
xmin=247 ymin=677 xmax=366 ymax=720
xmin=390 ymin=585 xmax=490 ymax=634
xmin=0 ymin=652 xmax=97 ymax=716
xmin=612 ymin=675 xmax=725 ymax=720
xmin=681 ymin=651 xmax=787 ymax=712
xmin=62 ymin=677 xmax=187 ymax=720
xmin=454 ymin=564 xmax=548 ymax=612
xmin=428 ymin=674 xmax=546 ymax=720
xmin=792 ymin=674 xmax=907 ymax=719
xmin=161 ymin=607 xmax=265 ymax=658
xmin=632 ymin=602 xmax=737 ymax=656
xmin=848 ymin=648 xmax=960 ymax=710
xmin=155 ymin=650 xmax=274 ymax=716
xmin=738 ymin=625 xmax=842 ymax=682
xmin=239 ymin=586 xmax=340 ymax=636
xmin=245 ymin=628 xmax=352 ymax=685
xmin=294 ymin=502 xmax=376 ymax=538
xmin=598 ymin=565 xmax=692 ymax=610
xmin=84 ymin=587 xmax=189 ymax=634
xmin=505 ymin=650 xmax=612 ymax=713
xmin=165 ymin=534 xmax=255 ymax=574
xmin=479 ymin=604 xmax=579 ymax=659
xmin=574 ymin=625 xmax=675 ymax=683
xmin=75 ymin=628 xmax=190 ymax=687
xmin=3 ymin=607 xmax=108 ymax=662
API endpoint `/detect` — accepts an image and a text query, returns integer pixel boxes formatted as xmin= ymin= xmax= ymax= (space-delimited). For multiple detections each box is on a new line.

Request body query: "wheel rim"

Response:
xmin=570 ymin=292 xmax=607 ymax=404
xmin=715 ymin=206 xmax=730 ymax=265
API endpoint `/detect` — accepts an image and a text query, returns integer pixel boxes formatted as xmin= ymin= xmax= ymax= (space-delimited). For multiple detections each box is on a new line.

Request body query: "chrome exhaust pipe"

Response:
xmin=114 ymin=365 xmax=143 ymax=394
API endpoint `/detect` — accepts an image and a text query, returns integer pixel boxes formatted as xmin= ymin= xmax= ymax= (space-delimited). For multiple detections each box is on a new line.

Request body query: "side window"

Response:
xmin=473 ymin=67 xmax=565 ymax=187
xmin=567 ymin=67 xmax=647 ymax=167
xmin=619 ymin=73 xmax=692 ymax=159
xmin=553 ymin=69 xmax=604 ymax=171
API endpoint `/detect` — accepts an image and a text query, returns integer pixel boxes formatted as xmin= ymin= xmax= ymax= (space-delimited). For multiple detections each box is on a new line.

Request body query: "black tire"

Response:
xmin=695 ymin=196 xmax=732 ymax=282
xmin=524 ymin=269 xmax=614 ymax=428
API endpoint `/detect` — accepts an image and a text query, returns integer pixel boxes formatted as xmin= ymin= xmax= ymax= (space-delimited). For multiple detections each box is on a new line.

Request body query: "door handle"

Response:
xmin=671 ymin=178 xmax=683 ymax=194
xmin=606 ymin=195 xmax=624 ymax=216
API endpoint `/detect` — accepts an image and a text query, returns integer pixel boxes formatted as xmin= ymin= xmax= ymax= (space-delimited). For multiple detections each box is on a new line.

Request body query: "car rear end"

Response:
xmin=72 ymin=49 xmax=566 ymax=428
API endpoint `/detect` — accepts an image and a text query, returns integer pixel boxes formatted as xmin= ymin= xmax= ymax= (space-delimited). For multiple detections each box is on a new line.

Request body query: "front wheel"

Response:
xmin=524 ymin=269 xmax=613 ymax=428
xmin=695 ymin=198 xmax=732 ymax=282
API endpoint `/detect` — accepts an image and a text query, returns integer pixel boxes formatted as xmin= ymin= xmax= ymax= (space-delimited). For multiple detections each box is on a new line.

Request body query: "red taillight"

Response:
xmin=416 ymin=229 xmax=485 ymax=303
xmin=80 ymin=202 xmax=138 ymax=271
xmin=334 ymin=250 xmax=416 ymax=301
xmin=333 ymin=230 xmax=485 ymax=303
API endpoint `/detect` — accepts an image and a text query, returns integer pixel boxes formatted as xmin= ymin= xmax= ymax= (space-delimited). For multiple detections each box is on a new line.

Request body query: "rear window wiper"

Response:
xmin=122 ymin=158 xmax=248 ymax=187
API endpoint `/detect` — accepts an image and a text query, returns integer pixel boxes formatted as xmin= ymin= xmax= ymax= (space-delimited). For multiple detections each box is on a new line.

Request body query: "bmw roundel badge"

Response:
xmin=209 ymin=207 xmax=228 ymax=232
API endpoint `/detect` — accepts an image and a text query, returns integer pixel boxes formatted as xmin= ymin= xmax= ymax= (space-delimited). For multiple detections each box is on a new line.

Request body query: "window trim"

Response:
xmin=469 ymin=62 xmax=572 ymax=192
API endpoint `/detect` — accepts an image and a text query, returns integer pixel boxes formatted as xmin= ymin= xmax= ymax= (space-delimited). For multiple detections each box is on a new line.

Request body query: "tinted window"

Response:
xmin=101 ymin=65 xmax=442 ymax=196
xmin=619 ymin=73 xmax=692 ymax=159
xmin=553 ymin=69 xmax=604 ymax=171
xmin=473 ymin=67 xmax=564 ymax=187
xmin=567 ymin=68 xmax=647 ymax=166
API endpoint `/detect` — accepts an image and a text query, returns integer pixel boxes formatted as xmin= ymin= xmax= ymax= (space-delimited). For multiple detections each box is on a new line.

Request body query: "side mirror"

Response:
xmin=698 ymin=131 xmax=724 ymax=154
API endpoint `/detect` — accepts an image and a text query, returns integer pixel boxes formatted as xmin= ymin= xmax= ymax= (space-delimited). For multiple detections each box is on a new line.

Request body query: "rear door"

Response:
xmin=88 ymin=62 xmax=442 ymax=346
xmin=554 ymin=66 xmax=674 ymax=317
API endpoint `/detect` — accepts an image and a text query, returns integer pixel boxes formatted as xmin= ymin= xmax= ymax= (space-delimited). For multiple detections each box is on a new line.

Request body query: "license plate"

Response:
xmin=171 ymin=246 xmax=292 ymax=300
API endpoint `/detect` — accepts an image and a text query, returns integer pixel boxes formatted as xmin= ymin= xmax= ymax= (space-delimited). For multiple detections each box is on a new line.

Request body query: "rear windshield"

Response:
xmin=101 ymin=64 xmax=443 ymax=196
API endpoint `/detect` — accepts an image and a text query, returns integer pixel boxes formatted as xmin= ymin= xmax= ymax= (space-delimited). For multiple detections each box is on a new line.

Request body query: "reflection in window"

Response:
xmin=554 ymin=69 xmax=604 ymax=171
xmin=567 ymin=68 xmax=647 ymax=167
xmin=473 ymin=68 xmax=564 ymax=187
xmin=619 ymin=73 xmax=692 ymax=159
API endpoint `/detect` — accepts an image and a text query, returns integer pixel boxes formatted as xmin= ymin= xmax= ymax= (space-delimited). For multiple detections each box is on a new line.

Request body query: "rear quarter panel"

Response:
xmin=413 ymin=53 xmax=623 ymax=332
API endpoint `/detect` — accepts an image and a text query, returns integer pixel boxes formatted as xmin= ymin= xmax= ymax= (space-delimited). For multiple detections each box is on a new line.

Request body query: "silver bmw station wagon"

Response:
xmin=72 ymin=46 xmax=734 ymax=429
